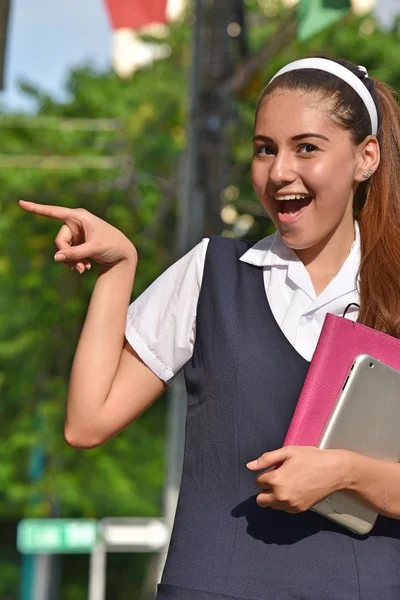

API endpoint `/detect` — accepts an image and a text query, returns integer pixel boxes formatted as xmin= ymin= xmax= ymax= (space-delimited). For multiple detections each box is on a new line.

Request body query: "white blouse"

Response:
xmin=125 ymin=228 xmax=361 ymax=384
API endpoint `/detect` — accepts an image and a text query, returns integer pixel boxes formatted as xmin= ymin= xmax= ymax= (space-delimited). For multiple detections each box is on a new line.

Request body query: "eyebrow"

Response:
xmin=253 ymin=133 xmax=330 ymax=143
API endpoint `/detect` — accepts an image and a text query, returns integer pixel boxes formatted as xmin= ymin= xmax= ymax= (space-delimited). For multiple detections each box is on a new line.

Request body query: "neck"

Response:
xmin=295 ymin=221 xmax=356 ymax=296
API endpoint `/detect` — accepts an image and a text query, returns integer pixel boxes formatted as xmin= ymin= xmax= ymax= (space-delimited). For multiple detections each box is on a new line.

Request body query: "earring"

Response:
xmin=362 ymin=169 xmax=373 ymax=179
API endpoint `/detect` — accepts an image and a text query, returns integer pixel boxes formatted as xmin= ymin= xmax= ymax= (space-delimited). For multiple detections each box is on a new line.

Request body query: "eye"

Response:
xmin=254 ymin=144 xmax=276 ymax=157
xmin=298 ymin=143 xmax=318 ymax=154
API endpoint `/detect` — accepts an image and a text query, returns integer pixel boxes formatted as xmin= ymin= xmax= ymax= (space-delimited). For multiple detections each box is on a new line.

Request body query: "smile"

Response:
xmin=274 ymin=194 xmax=313 ymax=224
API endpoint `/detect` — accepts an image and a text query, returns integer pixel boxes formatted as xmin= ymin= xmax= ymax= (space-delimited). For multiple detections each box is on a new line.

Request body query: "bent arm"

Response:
xmin=64 ymin=237 xmax=208 ymax=449
xmin=64 ymin=256 xmax=166 ymax=449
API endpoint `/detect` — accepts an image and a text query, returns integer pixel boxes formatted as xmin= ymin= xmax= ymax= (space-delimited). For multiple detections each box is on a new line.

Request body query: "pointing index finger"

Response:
xmin=19 ymin=200 xmax=74 ymax=221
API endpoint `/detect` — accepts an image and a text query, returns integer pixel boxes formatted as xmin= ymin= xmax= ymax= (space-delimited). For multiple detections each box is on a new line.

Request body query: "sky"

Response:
xmin=0 ymin=0 xmax=112 ymax=112
xmin=0 ymin=0 xmax=398 ymax=113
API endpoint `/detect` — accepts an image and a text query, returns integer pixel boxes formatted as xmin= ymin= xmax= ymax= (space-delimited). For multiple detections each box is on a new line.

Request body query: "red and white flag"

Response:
xmin=104 ymin=0 xmax=168 ymax=30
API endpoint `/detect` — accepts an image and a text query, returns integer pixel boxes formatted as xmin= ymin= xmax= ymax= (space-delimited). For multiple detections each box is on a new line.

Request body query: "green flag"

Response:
xmin=297 ymin=0 xmax=351 ymax=41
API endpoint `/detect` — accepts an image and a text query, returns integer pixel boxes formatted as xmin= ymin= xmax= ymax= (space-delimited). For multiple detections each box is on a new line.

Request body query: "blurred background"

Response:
xmin=0 ymin=0 xmax=399 ymax=598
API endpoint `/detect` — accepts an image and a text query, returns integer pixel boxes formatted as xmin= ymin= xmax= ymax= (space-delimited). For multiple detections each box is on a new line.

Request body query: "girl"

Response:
xmin=20 ymin=57 xmax=400 ymax=599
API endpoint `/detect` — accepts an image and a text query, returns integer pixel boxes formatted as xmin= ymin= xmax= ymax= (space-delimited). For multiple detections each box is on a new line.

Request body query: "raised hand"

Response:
xmin=19 ymin=200 xmax=137 ymax=273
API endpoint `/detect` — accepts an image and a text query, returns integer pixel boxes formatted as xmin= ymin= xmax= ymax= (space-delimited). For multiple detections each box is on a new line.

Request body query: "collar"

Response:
xmin=239 ymin=231 xmax=295 ymax=267
xmin=239 ymin=223 xmax=361 ymax=303
xmin=240 ymin=223 xmax=360 ymax=268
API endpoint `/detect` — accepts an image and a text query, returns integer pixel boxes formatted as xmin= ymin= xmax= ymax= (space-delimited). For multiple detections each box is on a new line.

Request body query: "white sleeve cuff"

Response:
xmin=125 ymin=326 xmax=175 ymax=384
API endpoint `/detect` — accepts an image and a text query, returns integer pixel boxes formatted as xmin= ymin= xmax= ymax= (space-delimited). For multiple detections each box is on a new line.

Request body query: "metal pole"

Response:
xmin=0 ymin=0 xmax=11 ymax=89
xmin=176 ymin=0 xmax=204 ymax=257
xmin=32 ymin=556 xmax=61 ymax=600
xmin=88 ymin=540 xmax=107 ymax=600
xmin=20 ymin=555 xmax=35 ymax=600
xmin=158 ymin=375 xmax=187 ymax=578
xmin=21 ymin=551 xmax=61 ymax=600
xmin=20 ymin=442 xmax=62 ymax=600
xmin=156 ymin=0 xmax=204 ymax=586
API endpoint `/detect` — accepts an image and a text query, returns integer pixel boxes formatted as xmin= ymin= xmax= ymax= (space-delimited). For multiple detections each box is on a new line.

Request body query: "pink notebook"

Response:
xmin=283 ymin=313 xmax=400 ymax=447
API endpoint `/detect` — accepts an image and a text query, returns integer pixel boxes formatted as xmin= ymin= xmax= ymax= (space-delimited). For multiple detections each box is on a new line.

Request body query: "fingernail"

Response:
xmin=246 ymin=459 xmax=259 ymax=468
xmin=54 ymin=253 xmax=66 ymax=261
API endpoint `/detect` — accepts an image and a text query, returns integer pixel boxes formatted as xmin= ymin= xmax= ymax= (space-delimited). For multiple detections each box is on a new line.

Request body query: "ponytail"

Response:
xmin=357 ymin=80 xmax=400 ymax=336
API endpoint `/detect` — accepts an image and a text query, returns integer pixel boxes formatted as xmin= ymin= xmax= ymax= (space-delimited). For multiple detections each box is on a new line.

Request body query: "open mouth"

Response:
xmin=274 ymin=194 xmax=313 ymax=223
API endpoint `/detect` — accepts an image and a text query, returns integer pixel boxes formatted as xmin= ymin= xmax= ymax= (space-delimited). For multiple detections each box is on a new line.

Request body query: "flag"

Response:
xmin=104 ymin=0 xmax=168 ymax=30
xmin=297 ymin=0 xmax=351 ymax=41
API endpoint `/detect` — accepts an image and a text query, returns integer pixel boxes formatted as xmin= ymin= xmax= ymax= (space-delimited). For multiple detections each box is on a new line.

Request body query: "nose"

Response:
xmin=269 ymin=149 xmax=297 ymax=188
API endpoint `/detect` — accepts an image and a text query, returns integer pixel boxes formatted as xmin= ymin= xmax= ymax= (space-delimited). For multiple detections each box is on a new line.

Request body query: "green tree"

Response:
xmin=0 ymin=19 xmax=192 ymax=600
xmin=0 ymin=21 xmax=194 ymax=524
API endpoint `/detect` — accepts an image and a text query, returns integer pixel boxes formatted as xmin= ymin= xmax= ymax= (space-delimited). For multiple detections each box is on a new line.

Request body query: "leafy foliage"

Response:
xmin=0 ymin=22 xmax=194 ymax=524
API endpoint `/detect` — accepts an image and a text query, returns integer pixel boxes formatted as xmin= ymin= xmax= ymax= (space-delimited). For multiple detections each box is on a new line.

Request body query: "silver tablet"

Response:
xmin=311 ymin=353 xmax=400 ymax=535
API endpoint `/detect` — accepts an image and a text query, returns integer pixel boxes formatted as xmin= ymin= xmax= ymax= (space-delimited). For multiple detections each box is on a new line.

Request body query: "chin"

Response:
xmin=279 ymin=230 xmax=320 ymax=252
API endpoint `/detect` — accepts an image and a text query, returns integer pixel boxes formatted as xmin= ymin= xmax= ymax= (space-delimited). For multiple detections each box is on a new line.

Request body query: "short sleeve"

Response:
xmin=125 ymin=238 xmax=209 ymax=384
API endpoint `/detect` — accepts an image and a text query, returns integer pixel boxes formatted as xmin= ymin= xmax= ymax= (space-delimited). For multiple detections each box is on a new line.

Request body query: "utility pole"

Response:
xmin=20 ymin=448 xmax=61 ymax=600
xmin=194 ymin=0 xmax=243 ymax=239
xmin=177 ymin=0 xmax=245 ymax=252
xmin=158 ymin=0 xmax=246 ymax=588
xmin=0 ymin=0 xmax=11 ymax=89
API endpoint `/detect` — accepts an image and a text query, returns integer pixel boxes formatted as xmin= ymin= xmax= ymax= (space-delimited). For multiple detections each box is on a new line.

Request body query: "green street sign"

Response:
xmin=17 ymin=519 xmax=98 ymax=554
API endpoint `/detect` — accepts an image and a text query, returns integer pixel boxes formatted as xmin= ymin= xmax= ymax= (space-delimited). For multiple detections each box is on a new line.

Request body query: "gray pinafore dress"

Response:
xmin=157 ymin=237 xmax=400 ymax=600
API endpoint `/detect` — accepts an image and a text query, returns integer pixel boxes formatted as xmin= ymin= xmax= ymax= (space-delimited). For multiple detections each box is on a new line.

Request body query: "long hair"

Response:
xmin=257 ymin=58 xmax=400 ymax=337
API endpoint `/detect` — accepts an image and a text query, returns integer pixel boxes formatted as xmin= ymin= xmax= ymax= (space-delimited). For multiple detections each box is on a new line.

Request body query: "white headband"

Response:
xmin=268 ymin=58 xmax=378 ymax=136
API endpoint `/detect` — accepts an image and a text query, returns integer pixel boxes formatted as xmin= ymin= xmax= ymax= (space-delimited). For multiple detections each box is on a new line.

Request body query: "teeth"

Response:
xmin=274 ymin=194 xmax=310 ymax=201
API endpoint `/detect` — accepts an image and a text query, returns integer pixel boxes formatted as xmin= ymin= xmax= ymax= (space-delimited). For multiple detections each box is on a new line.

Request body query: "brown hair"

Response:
xmin=257 ymin=58 xmax=400 ymax=336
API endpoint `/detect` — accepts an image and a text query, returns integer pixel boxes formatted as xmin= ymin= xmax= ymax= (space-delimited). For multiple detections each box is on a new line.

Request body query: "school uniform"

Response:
xmin=125 ymin=227 xmax=400 ymax=600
